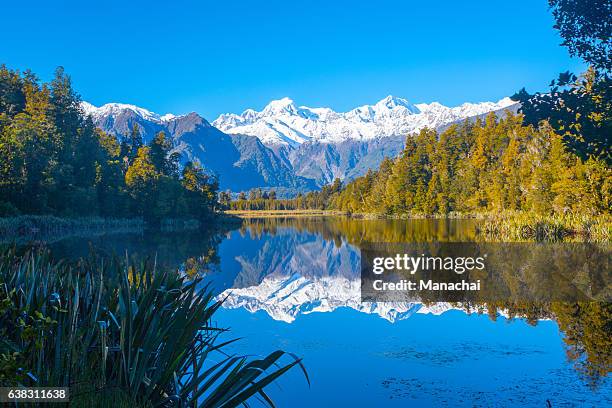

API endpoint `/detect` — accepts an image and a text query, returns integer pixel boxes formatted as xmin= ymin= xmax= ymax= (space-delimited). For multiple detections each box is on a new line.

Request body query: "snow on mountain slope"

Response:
xmin=213 ymin=95 xmax=518 ymax=147
xmin=81 ymin=101 xmax=181 ymax=123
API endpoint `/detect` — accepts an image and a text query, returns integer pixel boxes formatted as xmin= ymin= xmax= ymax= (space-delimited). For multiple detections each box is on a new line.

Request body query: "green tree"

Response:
xmin=149 ymin=131 xmax=179 ymax=176
xmin=181 ymin=162 xmax=218 ymax=219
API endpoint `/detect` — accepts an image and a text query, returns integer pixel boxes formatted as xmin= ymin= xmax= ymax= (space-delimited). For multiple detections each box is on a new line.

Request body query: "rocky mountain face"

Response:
xmin=82 ymin=102 xmax=316 ymax=192
xmin=82 ymin=96 xmax=518 ymax=194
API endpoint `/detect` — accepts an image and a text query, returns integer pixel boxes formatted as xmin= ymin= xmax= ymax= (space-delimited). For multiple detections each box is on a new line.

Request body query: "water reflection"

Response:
xmin=214 ymin=219 xmax=451 ymax=322
xmin=211 ymin=217 xmax=611 ymax=389
xmin=7 ymin=216 xmax=610 ymax=395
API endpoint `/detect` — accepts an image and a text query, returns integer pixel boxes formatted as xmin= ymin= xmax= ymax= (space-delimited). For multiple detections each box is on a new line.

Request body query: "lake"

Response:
xmin=17 ymin=217 xmax=612 ymax=407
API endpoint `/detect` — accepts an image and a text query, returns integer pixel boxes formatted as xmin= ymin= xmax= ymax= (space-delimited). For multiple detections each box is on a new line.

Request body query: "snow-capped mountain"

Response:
xmin=81 ymin=101 xmax=179 ymax=123
xmin=213 ymin=95 xmax=518 ymax=147
xmin=205 ymin=223 xmax=460 ymax=323
xmin=81 ymin=102 xmax=316 ymax=193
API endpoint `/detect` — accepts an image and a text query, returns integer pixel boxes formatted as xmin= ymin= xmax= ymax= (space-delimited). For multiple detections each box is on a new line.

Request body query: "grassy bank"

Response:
xmin=345 ymin=211 xmax=488 ymax=220
xmin=0 ymin=248 xmax=304 ymax=406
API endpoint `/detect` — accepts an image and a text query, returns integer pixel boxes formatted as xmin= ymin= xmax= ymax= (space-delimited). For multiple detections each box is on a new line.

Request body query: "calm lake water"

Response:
xmin=20 ymin=217 xmax=612 ymax=407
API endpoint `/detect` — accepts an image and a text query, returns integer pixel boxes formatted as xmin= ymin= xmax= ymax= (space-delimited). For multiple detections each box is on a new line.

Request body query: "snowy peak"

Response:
xmin=81 ymin=101 xmax=183 ymax=123
xmin=261 ymin=97 xmax=299 ymax=116
xmin=374 ymin=95 xmax=420 ymax=113
xmin=212 ymin=95 xmax=519 ymax=147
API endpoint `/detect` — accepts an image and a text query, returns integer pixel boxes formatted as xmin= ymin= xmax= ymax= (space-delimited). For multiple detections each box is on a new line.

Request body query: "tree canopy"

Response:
xmin=0 ymin=65 xmax=219 ymax=226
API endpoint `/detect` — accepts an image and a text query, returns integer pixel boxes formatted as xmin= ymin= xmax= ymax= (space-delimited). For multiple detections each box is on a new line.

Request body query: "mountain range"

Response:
xmin=213 ymin=95 xmax=517 ymax=146
xmin=82 ymin=96 xmax=519 ymax=194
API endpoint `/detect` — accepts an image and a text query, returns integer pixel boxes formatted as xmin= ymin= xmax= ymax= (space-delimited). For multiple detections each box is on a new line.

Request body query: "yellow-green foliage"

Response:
xmin=483 ymin=212 xmax=611 ymax=242
xmin=329 ymin=114 xmax=610 ymax=217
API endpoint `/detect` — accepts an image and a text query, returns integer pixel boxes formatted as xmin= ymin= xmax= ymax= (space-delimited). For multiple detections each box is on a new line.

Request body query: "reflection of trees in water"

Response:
xmin=240 ymin=217 xmax=611 ymax=388
xmin=240 ymin=217 xmax=480 ymax=244
xmin=39 ymin=228 xmax=227 ymax=278
xmin=552 ymin=302 xmax=611 ymax=389
xmin=480 ymin=301 xmax=611 ymax=390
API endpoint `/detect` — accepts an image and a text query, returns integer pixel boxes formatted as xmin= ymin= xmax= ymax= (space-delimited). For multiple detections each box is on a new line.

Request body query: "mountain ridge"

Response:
xmin=212 ymin=95 xmax=518 ymax=146
xmin=81 ymin=95 xmax=519 ymax=193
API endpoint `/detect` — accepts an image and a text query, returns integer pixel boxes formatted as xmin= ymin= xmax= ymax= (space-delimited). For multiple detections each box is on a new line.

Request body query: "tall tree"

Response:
xmin=149 ymin=131 xmax=178 ymax=176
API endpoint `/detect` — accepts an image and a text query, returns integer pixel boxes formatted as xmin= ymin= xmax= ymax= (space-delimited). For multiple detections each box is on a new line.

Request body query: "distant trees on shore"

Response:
xmin=228 ymin=179 xmax=343 ymax=211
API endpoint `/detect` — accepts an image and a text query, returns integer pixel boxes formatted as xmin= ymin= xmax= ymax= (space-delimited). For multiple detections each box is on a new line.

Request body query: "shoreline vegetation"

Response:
xmin=0 ymin=65 xmax=222 ymax=229
xmin=0 ymin=247 xmax=307 ymax=406
xmin=225 ymin=209 xmax=345 ymax=217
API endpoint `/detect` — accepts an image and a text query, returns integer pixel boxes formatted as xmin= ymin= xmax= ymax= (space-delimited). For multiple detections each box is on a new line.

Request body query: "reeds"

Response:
xmin=0 ymin=248 xmax=306 ymax=407
xmin=481 ymin=212 xmax=611 ymax=242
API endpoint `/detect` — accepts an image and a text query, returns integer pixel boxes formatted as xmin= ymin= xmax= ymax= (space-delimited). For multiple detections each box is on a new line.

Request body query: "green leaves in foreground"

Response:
xmin=0 ymin=248 xmax=307 ymax=407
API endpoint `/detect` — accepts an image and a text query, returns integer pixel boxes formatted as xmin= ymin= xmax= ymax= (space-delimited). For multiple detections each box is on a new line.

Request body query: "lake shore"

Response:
xmin=224 ymin=209 xmax=485 ymax=219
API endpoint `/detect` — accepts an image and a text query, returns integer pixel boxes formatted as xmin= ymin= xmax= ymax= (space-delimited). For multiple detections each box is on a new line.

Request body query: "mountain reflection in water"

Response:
xmin=212 ymin=218 xmax=471 ymax=323
xmin=207 ymin=217 xmax=610 ymax=399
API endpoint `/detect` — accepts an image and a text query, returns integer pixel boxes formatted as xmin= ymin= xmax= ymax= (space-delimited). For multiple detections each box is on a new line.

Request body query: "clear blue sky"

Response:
xmin=1 ymin=0 xmax=584 ymax=119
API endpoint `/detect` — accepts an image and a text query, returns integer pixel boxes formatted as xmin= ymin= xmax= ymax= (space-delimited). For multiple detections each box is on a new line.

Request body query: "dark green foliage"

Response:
xmin=515 ymin=1 xmax=611 ymax=162
xmin=548 ymin=0 xmax=611 ymax=73
xmin=0 ymin=248 xmax=306 ymax=406
xmin=0 ymin=65 xmax=219 ymax=227
xmin=513 ymin=69 xmax=611 ymax=163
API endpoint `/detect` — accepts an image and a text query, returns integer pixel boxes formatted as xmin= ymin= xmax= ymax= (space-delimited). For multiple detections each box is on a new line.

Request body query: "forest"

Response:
xmin=0 ymin=67 xmax=220 ymax=227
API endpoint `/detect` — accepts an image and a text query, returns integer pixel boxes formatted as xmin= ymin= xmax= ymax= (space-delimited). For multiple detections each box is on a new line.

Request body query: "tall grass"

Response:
xmin=481 ymin=212 xmax=611 ymax=242
xmin=0 ymin=248 xmax=306 ymax=407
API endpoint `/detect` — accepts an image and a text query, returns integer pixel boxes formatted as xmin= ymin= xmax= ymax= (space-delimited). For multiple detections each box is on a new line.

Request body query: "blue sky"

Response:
xmin=2 ymin=0 xmax=584 ymax=119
